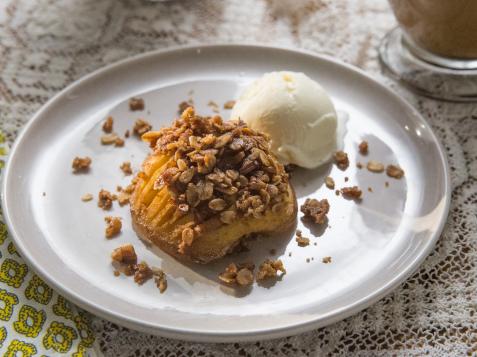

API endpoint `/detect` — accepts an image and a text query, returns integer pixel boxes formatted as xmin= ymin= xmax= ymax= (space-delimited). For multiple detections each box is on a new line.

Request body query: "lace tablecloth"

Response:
xmin=1 ymin=0 xmax=476 ymax=355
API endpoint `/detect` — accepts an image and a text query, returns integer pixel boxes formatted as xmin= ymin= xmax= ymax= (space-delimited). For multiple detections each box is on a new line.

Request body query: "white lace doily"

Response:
xmin=1 ymin=0 xmax=476 ymax=355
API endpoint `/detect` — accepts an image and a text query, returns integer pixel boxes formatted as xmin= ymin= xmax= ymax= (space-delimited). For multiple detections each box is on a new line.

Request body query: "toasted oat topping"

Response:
xmin=359 ymin=140 xmax=368 ymax=155
xmin=218 ymin=263 xmax=254 ymax=286
xmin=334 ymin=151 xmax=349 ymax=170
xmin=98 ymin=189 xmax=116 ymax=210
xmin=140 ymin=107 xmax=291 ymax=250
xmin=134 ymin=261 xmax=153 ymax=285
xmin=341 ymin=186 xmax=362 ymax=199
xmin=300 ymin=198 xmax=329 ymax=224
xmin=103 ymin=116 xmax=113 ymax=133
xmin=72 ymin=156 xmax=91 ymax=173
xmin=120 ymin=161 xmax=132 ymax=175
xmin=133 ymin=119 xmax=152 ymax=136
xmin=256 ymin=259 xmax=286 ymax=281
xmin=325 ymin=176 xmax=335 ymax=190
xmin=111 ymin=244 xmax=137 ymax=265
xmin=296 ymin=230 xmax=310 ymax=247
xmin=129 ymin=97 xmax=145 ymax=111
xmin=223 ymin=100 xmax=236 ymax=110
xmin=322 ymin=256 xmax=332 ymax=264
xmin=152 ymin=267 xmax=168 ymax=293
xmin=81 ymin=193 xmax=93 ymax=202
xmin=367 ymin=160 xmax=384 ymax=173
xmin=386 ymin=164 xmax=404 ymax=179
xmin=105 ymin=216 xmax=122 ymax=238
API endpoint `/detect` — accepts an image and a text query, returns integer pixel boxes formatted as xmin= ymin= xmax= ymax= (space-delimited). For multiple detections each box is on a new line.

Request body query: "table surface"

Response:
xmin=0 ymin=0 xmax=476 ymax=356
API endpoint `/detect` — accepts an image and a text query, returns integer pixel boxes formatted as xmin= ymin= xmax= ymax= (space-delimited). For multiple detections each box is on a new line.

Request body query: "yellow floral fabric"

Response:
xmin=0 ymin=132 xmax=97 ymax=356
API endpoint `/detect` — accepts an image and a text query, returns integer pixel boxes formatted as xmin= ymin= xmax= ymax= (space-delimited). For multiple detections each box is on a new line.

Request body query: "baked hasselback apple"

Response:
xmin=130 ymin=107 xmax=296 ymax=264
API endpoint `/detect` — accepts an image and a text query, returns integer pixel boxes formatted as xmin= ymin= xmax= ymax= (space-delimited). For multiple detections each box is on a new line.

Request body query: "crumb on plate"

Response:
xmin=334 ymin=151 xmax=349 ymax=170
xmin=81 ymin=193 xmax=93 ymax=202
xmin=300 ymin=198 xmax=329 ymax=224
xmin=103 ymin=116 xmax=113 ymax=133
xmin=359 ymin=140 xmax=368 ymax=155
xmin=386 ymin=164 xmax=404 ymax=179
xmin=105 ymin=216 xmax=122 ymax=238
xmin=72 ymin=156 xmax=91 ymax=173
xmin=120 ymin=161 xmax=132 ymax=175
xmin=367 ymin=160 xmax=384 ymax=173
xmin=325 ymin=176 xmax=335 ymax=189
xmin=133 ymin=119 xmax=152 ymax=136
xmin=341 ymin=186 xmax=362 ymax=199
xmin=129 ymin=97 xmax=145 ymax=111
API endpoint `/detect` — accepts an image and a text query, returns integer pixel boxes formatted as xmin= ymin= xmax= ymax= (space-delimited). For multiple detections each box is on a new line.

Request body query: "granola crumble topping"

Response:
xmin=386 ymin=164 xmax=404 ymax=179
xmin=341 ymin=186 xmax=362 ymax=199
xmin=120 ymin=161 xmax=132 ymax=175
xmin=103 ymin=116 xmax=113 ymax=133
xmin=72 ymin=156 xmax=91 ymax=173
xmin=359 ymin=140 xmax=368 ymax=155
xmin=223 ymin=100 xmax=236 ymax=110
xmin=300 ymin=198 xmax=329 ymax=224
xmin=256 ymin=259 xmax=286 ymax=281
xmin=111 ymin=244 xmax=137 ymax=265
xmin=98 ymin=189 xmax=116 ymax=210
xmin=325 ymin=176 xmax=335 ymax=189
xmin=105 ymin=216 xmax=122 ymax=238
xmin=141 ymin=107 xmax=291 ymax=250
xmin=296 ymin=230 xmax=310 ymax=247
xmin=218 ymin=263 xmax=254 ymax=286
xmin=334 ymin=151 xmax=349 ymax=170
xmin=133 ymin=119 xmax=152 ymax=136
xmin=367 ymin=160 xmax=384 ymax=173
xmin=81 ymin=193 xmax=93 ymax=202
xmin=129 ymin=97 xmax=145 ymax=111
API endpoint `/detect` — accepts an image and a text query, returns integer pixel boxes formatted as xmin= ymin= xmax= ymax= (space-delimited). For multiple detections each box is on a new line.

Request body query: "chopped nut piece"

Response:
xmin=296 ymin=230 xmax=310 ymax=247
xmin=356 ymin=162 xmax=363 ymax=169
xmin=152 ymin=268 xmax=168 ymax=293
xmin=133 ymin=119 xmax=152 ymax=136
xmin=218 ymin=262 xmax=255 ymax=286
xmin=300 ymin=198 xmax=329 ymax=224
xmin=367 ymin=160 xmax=384 ymax=173
xmin=129 ymin=97 xmax=144 ymax=111
xmin=105 ymin=216 xmax=122 ymax=238
xmin=322 ymin=256 xmax=332 ymax=264
xmin=334 ymin=151 xmax=349 ymax=170
xmin=341 ymin=186 xmax=362 ymax=199
xmin=359 ymin=140 xmax=368 ymax=155
xmin=103 ymin=116 xmax=113 ymax=133
xmin=223 ymin=100 xmax=236 ymax=110
xmin=325 ymin=176 xmax=335 ymax=189
xmin=111 ymin=244 xmax=137 ymax=265
xmin=386 ymin=164 xmax=405 ymax=179
xmin=114 ymin=137 xmax=124 ymax=147
xmin=72 ymin=156 xmax=91 ymax=173
xmin=117 ymin=192 xmax=130 ymax=206
xmin=134 ymin=261 xmax=153 ymax=285
xmin=81 ymin=193 xmax=93 ymax=202
xmin=120 ymin=161 xmax=133 ymax=175
xmin=101 ymin=133 xmax=118 ymax=145
xmin=256 ymin=259 xmax=286 ymax=281
xmin=98 ymin=189 xmax=115 ymax=210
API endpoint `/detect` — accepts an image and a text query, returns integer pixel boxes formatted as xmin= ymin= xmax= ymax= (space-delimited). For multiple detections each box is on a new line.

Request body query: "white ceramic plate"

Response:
xmin=1 ymin=45 xmax=450 ymax=342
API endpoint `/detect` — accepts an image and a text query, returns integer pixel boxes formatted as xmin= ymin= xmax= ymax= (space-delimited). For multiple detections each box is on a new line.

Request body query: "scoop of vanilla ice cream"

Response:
xmin=231 ymin=71 xmax=338 ymax=169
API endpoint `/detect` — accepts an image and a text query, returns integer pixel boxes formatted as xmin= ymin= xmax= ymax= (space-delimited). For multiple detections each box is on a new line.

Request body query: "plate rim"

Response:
xmin=1 ymin=43 xmax=451 ymax=342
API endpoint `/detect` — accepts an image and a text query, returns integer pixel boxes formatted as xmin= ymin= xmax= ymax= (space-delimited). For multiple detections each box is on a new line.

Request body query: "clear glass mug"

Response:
xmin=379 ymin=0 xmax=477 ymax=101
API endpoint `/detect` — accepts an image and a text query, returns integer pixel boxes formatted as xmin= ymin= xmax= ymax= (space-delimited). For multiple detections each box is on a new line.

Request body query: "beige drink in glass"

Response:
xmin=380 ymin=0 xmax=477 ymax=101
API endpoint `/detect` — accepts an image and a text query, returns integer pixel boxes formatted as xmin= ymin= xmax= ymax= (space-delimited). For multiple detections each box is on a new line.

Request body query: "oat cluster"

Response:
xmin=142 ymin=107 xmax=291 ymax=227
